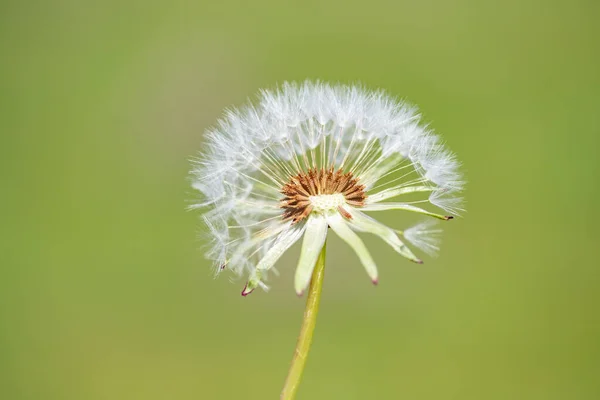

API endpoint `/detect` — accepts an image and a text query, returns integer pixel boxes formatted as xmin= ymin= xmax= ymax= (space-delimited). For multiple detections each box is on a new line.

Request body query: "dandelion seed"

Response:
xmin=401 ymin=220 xmax=444 ymax=256
xmin=190 ymin=81 xmax=464 ymax=295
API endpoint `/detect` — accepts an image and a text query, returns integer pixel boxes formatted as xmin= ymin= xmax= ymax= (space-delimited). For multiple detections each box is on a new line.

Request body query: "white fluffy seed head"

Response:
xmin=190 ymin=81 xmax=464 ymax=294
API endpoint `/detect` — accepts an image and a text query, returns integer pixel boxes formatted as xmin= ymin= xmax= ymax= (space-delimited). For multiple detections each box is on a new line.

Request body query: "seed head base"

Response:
xmin=280 ymin=168 xmax=367 ymax=224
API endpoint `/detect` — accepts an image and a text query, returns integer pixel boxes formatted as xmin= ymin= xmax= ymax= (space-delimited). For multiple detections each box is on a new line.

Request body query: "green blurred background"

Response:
xmin=2 ymin=1 xmax=599 ymax=399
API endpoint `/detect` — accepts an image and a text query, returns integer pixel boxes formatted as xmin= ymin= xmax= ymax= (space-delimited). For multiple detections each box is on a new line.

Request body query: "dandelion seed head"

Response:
xmin=190 ymin=81 xmax=464 ymax=295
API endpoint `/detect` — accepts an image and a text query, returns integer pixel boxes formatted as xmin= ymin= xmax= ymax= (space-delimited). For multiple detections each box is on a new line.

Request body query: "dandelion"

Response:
xmin=191 ymin=81 xmax=463 ymax=293
xmin=189 ymin=81 xmax=464 ymax=399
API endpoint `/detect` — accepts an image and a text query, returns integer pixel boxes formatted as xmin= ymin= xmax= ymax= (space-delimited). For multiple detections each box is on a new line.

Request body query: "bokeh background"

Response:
xmin=2 ymin=1 xmax=599 ymax=399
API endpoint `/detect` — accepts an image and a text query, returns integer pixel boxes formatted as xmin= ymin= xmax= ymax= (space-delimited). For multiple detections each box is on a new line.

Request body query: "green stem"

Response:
xmin=280 ymin=242 xmax=327 ymax=400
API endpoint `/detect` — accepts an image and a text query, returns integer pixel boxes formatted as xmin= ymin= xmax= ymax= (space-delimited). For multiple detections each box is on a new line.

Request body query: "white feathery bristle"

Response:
xmin=200 ymin=215 xmax=230 ymax=275
xmin=403 ymin=220 xmax=443 ymax=256
xmin=429 ymin=189 xmax=465 ymax=216
xmin=409 ymin=133 xmax=464 ymax=191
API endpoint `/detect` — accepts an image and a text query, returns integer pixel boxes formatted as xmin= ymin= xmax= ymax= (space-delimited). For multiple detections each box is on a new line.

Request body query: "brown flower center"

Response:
xmin=280 ymin=168 xmax=367 ymax=224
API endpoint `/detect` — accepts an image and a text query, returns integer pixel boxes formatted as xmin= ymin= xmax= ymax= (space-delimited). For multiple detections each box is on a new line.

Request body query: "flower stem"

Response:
xmin=280 ymin=242 xmax=327 ymax=400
